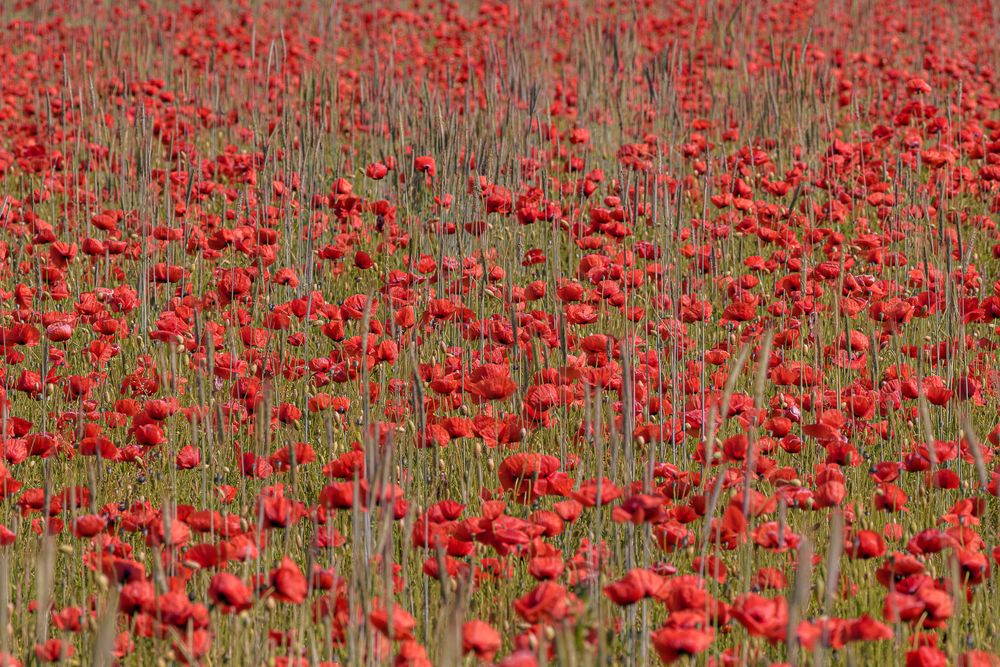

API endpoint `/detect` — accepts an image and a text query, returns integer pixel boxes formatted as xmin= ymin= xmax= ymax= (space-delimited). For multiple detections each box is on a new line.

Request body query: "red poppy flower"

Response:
xmin=462 ymin=620 xmax=501 ymax=660
xmin=209 ymin=573 xmax=253 ymax=613
xmin=269 ymin=557 xmax=308 ymax=604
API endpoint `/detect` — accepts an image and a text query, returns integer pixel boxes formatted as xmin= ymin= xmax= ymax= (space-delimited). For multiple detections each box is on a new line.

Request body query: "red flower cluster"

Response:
xmin=0 ymin=0 xmax=999 ymax=665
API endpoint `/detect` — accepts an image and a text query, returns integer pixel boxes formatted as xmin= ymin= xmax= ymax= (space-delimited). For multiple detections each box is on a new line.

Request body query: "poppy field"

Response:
xmin=5 ymin=0 xmax=1000 ymax=664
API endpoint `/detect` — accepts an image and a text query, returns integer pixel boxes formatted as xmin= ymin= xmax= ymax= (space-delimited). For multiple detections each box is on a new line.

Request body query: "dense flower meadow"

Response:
xmin=3 ymin=0 xmax=1000 ymax=664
